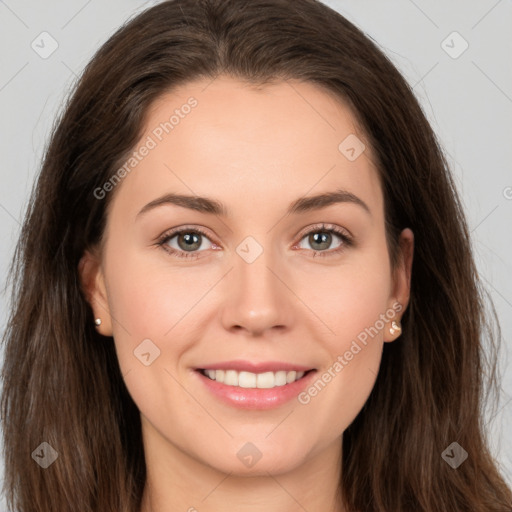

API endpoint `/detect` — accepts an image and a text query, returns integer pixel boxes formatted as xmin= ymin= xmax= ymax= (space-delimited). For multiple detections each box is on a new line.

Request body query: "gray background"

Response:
xmin=0 ymin=0 xmax=511 ymax=506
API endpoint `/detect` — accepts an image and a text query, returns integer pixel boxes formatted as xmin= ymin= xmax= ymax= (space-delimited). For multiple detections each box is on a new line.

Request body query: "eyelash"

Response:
xmin=156 ymin=223 xmax=353 ymax=260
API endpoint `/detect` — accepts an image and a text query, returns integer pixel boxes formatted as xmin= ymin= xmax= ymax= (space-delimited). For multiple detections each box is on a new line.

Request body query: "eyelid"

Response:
xmin=294 ymin=222 xmax=353 ymax=242
xmin=156 ymin=224 xmax=218 ymax=243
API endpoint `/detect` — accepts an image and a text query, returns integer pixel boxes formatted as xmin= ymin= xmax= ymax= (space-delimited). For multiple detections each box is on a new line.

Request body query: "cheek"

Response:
xmin=294 ymin=250 xmax=392 ymax=432
xmin=299 ymin=250 xmax=392 ymax=348
xmin=105 ymin=247 xmax=219 ymax=366
xmin=104 ymin=251 xmax=205 ymax=422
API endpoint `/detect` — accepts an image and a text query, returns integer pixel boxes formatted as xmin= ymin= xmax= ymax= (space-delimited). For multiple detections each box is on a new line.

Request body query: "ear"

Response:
xmin=384 ymin=228 xmax=414 ymax=342
xmin=78 ymin=247 xmax=113 ymax=336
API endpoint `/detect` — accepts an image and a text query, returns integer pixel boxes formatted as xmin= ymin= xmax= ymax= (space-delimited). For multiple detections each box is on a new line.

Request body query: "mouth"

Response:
xmin=192 ymin=360 xmax=318 ymax=409
xmin=196 ymin=368 xmax=316 ymax=389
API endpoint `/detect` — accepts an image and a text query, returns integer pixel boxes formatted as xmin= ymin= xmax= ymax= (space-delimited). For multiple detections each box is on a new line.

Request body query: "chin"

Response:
xmin=201 ymin=440 xmax=307 ymax=477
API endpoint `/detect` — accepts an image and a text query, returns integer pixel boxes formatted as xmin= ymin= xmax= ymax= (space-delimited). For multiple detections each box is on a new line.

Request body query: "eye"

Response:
xmin=156 ymin=223 xmax=353 ymax=260
xmin=156 ymin=226 xmax=217 ymax=259
xmin=295 ymin=223 xmax=353 ymax=258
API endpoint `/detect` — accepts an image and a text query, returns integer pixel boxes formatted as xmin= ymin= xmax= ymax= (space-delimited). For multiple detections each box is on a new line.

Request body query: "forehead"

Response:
xmin=110 ymin=75 xmax=384 ymax=224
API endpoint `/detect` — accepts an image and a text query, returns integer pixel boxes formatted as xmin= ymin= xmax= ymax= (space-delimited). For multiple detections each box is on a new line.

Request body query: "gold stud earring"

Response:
xmin=94 ymin=318 xmax=102 ymax=327
xmin=389 ymin=320 xmax=401 ymax=336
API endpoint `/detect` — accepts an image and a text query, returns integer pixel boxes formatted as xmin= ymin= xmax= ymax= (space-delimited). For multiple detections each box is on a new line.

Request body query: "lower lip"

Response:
xmin=193 ymin=369 xmax=317 ymax=410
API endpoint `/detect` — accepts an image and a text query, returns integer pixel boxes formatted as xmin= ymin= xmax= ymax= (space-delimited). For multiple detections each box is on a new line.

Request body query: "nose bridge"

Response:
xmin=222 ymin=234 xmax=292 ymax=334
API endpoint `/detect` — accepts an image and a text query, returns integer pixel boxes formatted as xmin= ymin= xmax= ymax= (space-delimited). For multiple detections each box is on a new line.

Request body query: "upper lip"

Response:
xmin=195 ymin=360 xmax=315 ymax=373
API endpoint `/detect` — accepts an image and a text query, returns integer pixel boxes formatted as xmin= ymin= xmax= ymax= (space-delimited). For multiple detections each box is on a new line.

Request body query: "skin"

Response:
xmin=80 ymin=75 xmax=414 ymax=512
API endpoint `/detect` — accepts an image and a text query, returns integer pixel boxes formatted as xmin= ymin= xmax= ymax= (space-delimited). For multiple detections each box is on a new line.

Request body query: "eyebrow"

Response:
xmin=136 ymin=188 xmax=371 ymax=219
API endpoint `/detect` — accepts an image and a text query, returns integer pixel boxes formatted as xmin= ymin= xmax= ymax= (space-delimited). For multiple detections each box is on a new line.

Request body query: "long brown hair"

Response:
xmin=1 ymin=1 xmax=511 ymax=510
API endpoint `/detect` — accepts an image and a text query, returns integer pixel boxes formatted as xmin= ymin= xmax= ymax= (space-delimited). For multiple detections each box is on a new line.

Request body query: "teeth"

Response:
xmin=202 ymin=369 xmax=306 ymax=388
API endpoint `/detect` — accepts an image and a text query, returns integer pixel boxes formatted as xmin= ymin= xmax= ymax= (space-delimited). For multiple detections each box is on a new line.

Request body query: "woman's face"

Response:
xmin=81 ymin=75 xmax=413 ymax=477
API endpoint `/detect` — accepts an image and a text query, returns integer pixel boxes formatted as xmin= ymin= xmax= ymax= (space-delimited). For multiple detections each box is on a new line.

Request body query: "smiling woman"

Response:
xmin=1 ymin=1 xmax=511 ymax=512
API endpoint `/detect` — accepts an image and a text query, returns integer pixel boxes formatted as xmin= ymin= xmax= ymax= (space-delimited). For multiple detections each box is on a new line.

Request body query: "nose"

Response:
xmin=220 ymin=243 xmax=295 ymax=337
